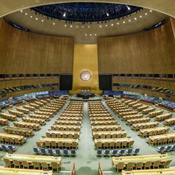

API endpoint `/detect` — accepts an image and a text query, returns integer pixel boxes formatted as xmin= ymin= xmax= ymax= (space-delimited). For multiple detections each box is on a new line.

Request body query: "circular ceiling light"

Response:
xmin=31 ymin=3 xmax=142 ymax=23
xmin=80 ymin=70 xmax=92 ymax=82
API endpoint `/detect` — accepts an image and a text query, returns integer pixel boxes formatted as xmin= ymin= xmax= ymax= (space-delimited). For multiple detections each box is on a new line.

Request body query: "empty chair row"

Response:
xmin=33 ymin=147 xmax=76 ymax=156
xmin=97 ymin=148 xmax=140 ymax=157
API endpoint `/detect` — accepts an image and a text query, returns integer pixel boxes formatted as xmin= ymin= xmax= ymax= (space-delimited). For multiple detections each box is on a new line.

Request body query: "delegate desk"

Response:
xmin=95 ymin=137 xmax=134 ymax=148
xmin=90 ymin=117 xmax=115 ymax=121
xmin=14 ymin=121 xmax=40 ymax=131
xmin=54 ymin=120 xmax=81 ymax=126
xmin=46 ymin=130 xmax=80 ymax=139
xmin=139 ymin=126 xmax=170 ymax=137
xmin=132 ymin=122 xmax=158 ymax=131
xmin=3 ymin=126 xmax=34 ymax=137
xmin=2 ymin=153 xmax=62 ymax=169
xmin=93 ymin=130 xmax=127 ymax=139
xmin=0 ymin=166 xmax=52 ymax=175
xmin=22 ymin=117 xmax=46 ymax=125
xmin=112 ymin=154 xmax=172 ymax=168
xmin=127 ymin=118 xmax=150 ymax=125
xmin=92 ymin=125 xmax=122 ymax=132
xmin=91 ymin=120 xmax=117 ymax=126
xmin=122 ymin=168 xmax=175 ymax=175
xmin=58 ymin=117 xmax=82 ymax=121
xmin=122 ymin=114 xmax=143 ymax=121
xmin=38 ymin=137 xmax=79 ymax=149
xmin=0 ymin=133 xmax=24 ymax=144
xmin=29 ymin=114 xmax=50 ymax=121
xmin=0 ymin=118 xmax=8 ymax=125
xmin=164 ymin=118 xmax=175 ymax=125
xmin=148 ymin=133 xmax=175 ymax=145
xmin=51 ymin=125 xmax=81 ymax=132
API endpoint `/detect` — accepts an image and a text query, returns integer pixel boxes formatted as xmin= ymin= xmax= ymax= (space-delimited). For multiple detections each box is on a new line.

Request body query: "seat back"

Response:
xmin=117 ymin=162 xmax=124 ymax=170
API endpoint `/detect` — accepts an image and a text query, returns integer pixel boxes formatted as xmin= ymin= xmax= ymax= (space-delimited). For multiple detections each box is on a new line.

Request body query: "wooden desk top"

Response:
xmin=139 ymin=126 xmax=169 ymax=133
xmin=91 ymin=125 xmax=121 ymax=129
xmin=0 ymin=133 xmax=24 ymax=140
xmin=39 ymin=137 xmax=78 ymax=143
xmin=112 ymin=154 xmax=171 ymax=165
xmin=95 ymin=137 xmax=134 ymax=144
xmin=14 ymin=121 xmax=40 ymax=127
xmin=52 ymin=124 xmax=81 ymax=128
xmin=4 ymin=126 xmax=33 ymax=132
xmin=122 ymin=168 xmax=175 ymax=175
xmin=93 ymin=130 xmax=127 ymax=135
xmin=0 ymin=166 xmax=53 ymax=175
xmin=3 ymin=153 xmax=62 ymax=163
xmin=46 ymin=130 xmax=80 ymax=135
xmin=132 ymin=121 xmax=158 ymax=127
xmin=0 ymin=118 xmax=8 ymax=121
xmin=149 ymin=133 xmax=175 ymax=140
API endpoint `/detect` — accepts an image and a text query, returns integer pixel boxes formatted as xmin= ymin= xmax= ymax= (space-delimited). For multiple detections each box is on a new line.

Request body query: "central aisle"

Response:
xmin=68 ymin=102 xmax=114 ymax=175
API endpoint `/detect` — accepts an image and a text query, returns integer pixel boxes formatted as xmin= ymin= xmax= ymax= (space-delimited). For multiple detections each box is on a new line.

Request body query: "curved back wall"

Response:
xmin=0 ymin=18 xmax=74 ymax=74
xmin=98 ymin=19 xmax=175 ymax=74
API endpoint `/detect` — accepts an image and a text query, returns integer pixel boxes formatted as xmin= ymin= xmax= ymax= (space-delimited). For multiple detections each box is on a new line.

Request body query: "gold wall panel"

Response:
xmin=70 ymin=44 xmax=101 ymax=95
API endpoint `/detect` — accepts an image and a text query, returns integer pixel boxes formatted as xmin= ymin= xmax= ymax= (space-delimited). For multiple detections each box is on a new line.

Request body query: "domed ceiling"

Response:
xmin=4 ymin=2 xmax=168 ymax=44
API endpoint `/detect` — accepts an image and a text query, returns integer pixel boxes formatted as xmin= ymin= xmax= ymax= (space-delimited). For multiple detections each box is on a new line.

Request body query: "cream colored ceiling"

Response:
xmin=0 ymin=0 xmax=175 ymax=18
xmin=5 ymin=8 xmax=167 ymax=44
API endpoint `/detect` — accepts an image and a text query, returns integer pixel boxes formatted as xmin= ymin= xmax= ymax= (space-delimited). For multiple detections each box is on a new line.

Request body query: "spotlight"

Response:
xmin=105 ymin=24 xmax=108 ymax=27
xmin=63 ymin=12 xmax=66 ymax=17
xmin=145 ymin=13 xmax=148 ymax=15
xmin=88 ymin=26 xmax=90 ymax=28
xmin=53 ymin=22 xmax=55 ymax=25
xmin=85 ymin=34 xmax=87 ymax=36
xmin=150 ymin=10 xmax=152 ymax=12
xmin=70 ymin=25 xmax=73 ymax=28
xmin=111 ymin=23 xmax=114 ymax=26
xmin=140 ymin=15 xmax=142 ymax=18
xmin=41 ymin=19 xmax=44 ymax=22
xmin=95 ymin=34 xmax=97 ymax=36
xmin=128 ymin=19 xmax=131 ymax=22
xmin=25 ymin=13 xmax=27 ymax=15
xmin=20 ymin=10 xmax=23 ymax=13
xmin=123 ymin=21 xmax=126 ymax=24
xmin=82 ymin=26 xmax=84 ymax=28
xmin=117 ymin=22 xmax=120 ymax=25
xmin=64 ymin=24 xmax=67 ymax=27
xmin=30 ymin=16 xmax=33 ymax=18
xmin=126 ymin=5 xmax=131 ymax=11
xmin=99 ymin=25 xmax=102 ymax=28
xmin=35 ymin=18 xmax=38 ymax=20
xmin=106 ymin=12 xmax=109 ymax=16
xmin=134 ymin=17 xmax=137 ymax=20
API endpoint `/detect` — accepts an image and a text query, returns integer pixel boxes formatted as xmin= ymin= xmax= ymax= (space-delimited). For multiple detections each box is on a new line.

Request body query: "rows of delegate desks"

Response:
xmin=1 ymin=98 xmax=68 ymax=174
xmin=37 ymin=101 xmax=83 ymax=149
xmin=0 ymin=99 xmax=66 ymax=145
xmin=105 ymin=98 xmax=174 ymax=173
xmin=88 ymin=101 xmax=134 ymax=149
xmin=106 ymin=98 xmax=175 ymax=145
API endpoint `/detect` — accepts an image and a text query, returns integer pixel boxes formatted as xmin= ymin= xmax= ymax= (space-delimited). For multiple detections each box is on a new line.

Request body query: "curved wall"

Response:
xmin=0 ymin=19 xmax=74 ymax=74
xmin=98 ymin=19 xmax=175 ymax=74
